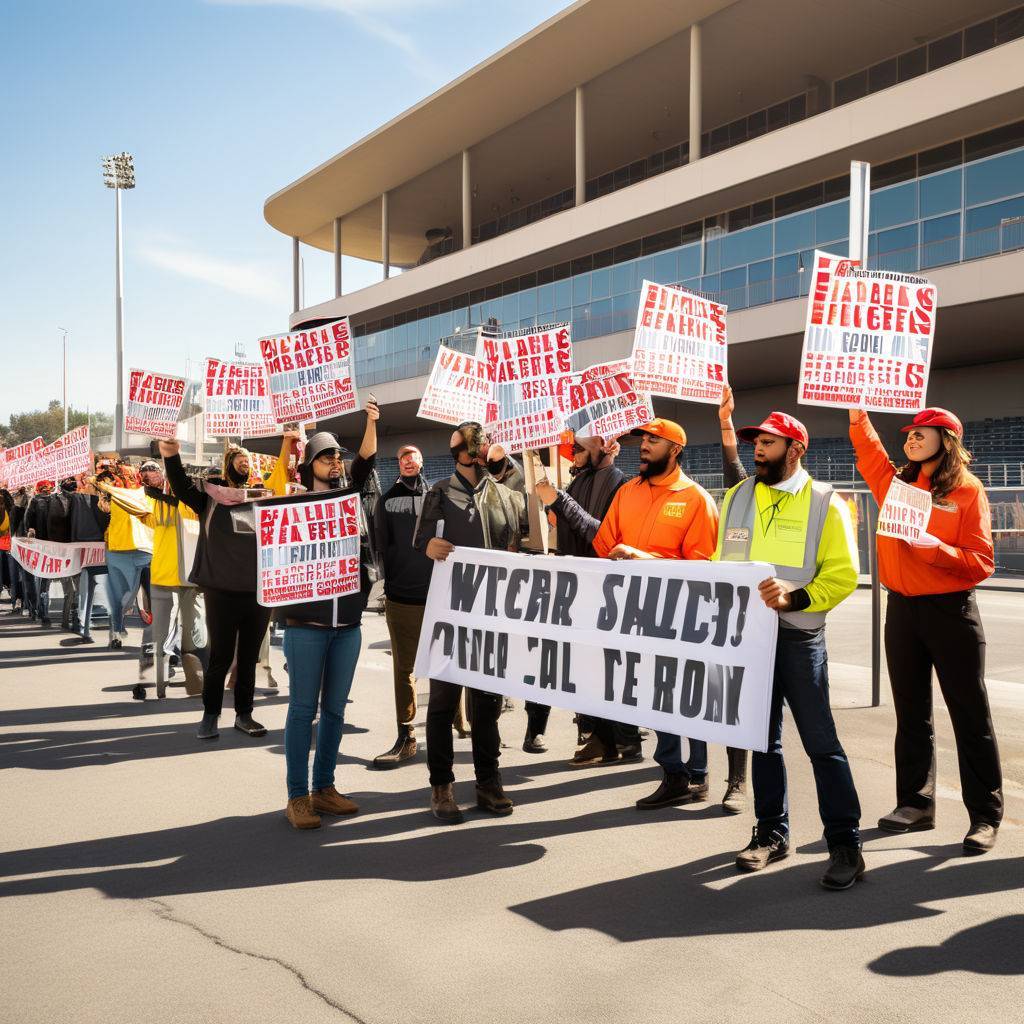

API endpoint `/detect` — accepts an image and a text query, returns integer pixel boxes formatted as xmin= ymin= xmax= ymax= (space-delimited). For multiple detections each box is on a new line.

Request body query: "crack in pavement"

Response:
xmin=148 ymin=899 xmax=369 ymax=1023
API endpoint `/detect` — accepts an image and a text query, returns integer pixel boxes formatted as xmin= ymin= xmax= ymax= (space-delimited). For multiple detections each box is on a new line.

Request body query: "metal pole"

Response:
xmin=689 ymin=23 xmax=702 ymax=162
xmin=58 ymin=328 xmax=69 ymax=432
xmin=574 ymin=86 xmax=586 ymax=206
xmin=333 ymin=217 xmax=342 ymax=298
xmin=114 ymin=186 xmax=125 ymax=452
xmin=381 ymin=192 xmax=390 ymax=279
xmin=849 ymin=160 xmax=871 ymax=265
xmin=291 ymin=237 xmax=300 ymax=313
xmin=461 ymin=149 xmax=472 ymax=249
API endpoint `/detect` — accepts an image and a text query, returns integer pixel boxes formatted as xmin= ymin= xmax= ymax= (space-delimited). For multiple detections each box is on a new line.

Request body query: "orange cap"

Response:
xmin=631 ymin=418 xmax=687 ymax=446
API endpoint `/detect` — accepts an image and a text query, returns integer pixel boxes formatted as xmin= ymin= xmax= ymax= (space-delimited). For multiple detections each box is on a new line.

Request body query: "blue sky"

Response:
xmin=1 ymin=0 xmax=568 ymax=419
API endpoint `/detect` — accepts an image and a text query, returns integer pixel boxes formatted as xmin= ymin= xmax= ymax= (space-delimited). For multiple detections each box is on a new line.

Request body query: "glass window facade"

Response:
xmin=348 ymin=126 xmax=1024 ymax=387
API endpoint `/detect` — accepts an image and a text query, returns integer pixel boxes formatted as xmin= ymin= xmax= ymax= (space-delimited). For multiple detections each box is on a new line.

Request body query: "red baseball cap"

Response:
xmin=900 ymin=407 xmax=963 ymax=438
xmin=737 ymin=412 xmax=809 ymax=449
xmin=631 ymin=419 xmax=687 ymax=446
xmin=35 ymin=480 xmax=55 ymax=492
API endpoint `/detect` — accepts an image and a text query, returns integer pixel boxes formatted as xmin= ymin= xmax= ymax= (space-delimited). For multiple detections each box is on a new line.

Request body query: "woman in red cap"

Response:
xmin=849 ymin=406 xmax=1001 ymax=854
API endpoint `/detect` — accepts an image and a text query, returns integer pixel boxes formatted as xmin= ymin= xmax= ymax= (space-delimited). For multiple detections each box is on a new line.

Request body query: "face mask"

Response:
xmin=486 ymin=456 xmax=506 ymax=476
xmin=226 ymin=462 xmax=248 ymax=486
xmin=451 ymin=442 xmax=469 ymax=463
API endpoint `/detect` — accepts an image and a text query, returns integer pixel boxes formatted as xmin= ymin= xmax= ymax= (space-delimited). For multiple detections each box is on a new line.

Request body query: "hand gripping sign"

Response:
xmin=255 ymin=490 xmax=362 ymax=608
xmin=414 ymin=548 xmax=779 ymax=752
xmin=798 ymin=251 xmax=937 ymax=413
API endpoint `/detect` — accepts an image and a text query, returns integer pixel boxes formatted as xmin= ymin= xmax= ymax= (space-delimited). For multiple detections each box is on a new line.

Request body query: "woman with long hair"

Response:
xmin=850 ymin=407 xmax=1001 ymax=854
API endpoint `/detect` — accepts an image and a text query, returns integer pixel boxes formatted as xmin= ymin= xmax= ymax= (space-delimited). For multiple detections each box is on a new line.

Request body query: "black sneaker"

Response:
xmin=616 ymin=741 xmax=643 ymax=764
xmin=233 ymin=713 xmax=267 ymax=737
xmin=820 ymin=845 xmax=865 ymax=890
xmin=109 ymin=636 xmax=122 ymax=650
xmin=131 ymin=683 xmax=147 ymax=701
xmin=522 ymin=732 xmax=547 ymax=754
xmin=735 ymin=826 xmax=791 ymax=872
xmin=636 ymin=774 xmax=708 ymax=809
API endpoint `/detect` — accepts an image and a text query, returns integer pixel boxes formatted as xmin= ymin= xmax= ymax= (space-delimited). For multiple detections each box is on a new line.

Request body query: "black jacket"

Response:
xmin=373 ymin=474 xmax=433 ymax=604
xmin=70 ymin=494 xmax=109 ymax=542
xmin=550 ymin=464 xmax=628 ymax=557
xmin=25 ymin=495 xmax=52 ymax=541
xmin=413 ymin=470 xmax=524 ymax=553
xmin=271 ymin=454 xmax=376 ymax=627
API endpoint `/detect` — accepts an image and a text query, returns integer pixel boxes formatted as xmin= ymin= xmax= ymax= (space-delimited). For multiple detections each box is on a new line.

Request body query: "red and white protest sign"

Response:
xmin=630 ymin=280 xmax=728 ymax=404
xmin=2 ymin=436 xmax=46 ymax=489
xmin=43 ymin=425 xmax=92 ymax=481
xmin=417 ymin=344 xmax=493 ymax=427
xmin=125 ymin=368 xmax=187 ymax=439
xmin=258 ymin=318 xmax=360 ymax=424
xmin=798 ymin=251 xmax=936 ymax=412
xmin=10 ymin=537 xmax=106 ymax=579
xmin=204 ymin=358 xmax=278 ymax=439
xmin=560 ymin=360 xmax=653 ymax=439
xmin=876 ymin=477 xmax=933 ymax=543
xmin=256 ymin=491 xmax=362 ymax=607
xmin=478 ymin=326 xmax=573 ymax=454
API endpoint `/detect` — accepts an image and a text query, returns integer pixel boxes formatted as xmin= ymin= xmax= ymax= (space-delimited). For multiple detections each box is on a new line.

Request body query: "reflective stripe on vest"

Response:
xmin=719 ymin=476 xmax=833 ymax=629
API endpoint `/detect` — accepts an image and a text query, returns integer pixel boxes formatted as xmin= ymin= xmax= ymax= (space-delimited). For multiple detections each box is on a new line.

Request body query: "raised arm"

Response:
xmin=849 ymin=409 xmax=896 ymax=506
xmin=158 ymin=439 xmax=207 ymax=516
xmin=719 ymin=384 xmax=747 ymax=487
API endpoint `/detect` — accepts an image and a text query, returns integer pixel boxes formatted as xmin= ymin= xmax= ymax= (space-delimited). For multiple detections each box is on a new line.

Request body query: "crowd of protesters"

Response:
xmin=0 ymin=390 xmax=1002 ymax=889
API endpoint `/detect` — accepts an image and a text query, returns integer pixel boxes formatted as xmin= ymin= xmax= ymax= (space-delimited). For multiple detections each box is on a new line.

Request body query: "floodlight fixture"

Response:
xmin=101 ymin=152 xmax=136 ymax=190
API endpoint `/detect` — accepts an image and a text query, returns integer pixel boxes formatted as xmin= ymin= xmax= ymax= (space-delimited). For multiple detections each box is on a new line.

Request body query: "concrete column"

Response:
xmin=291 ymin=236 xmax=300 ymax=313
xmin=574 ymin=85 xmax=586 ymax=206
xmin=381 ymin=192 xmax=390 ymax=279
xmin=689 ymin=23 xmax=702 ymax=162
xmin=333 ymin=217 xmax=342 ymax=298
xmin=848 ymin=161 xmax=871 ymax=265
xmin=461 ymin=149 xmax=472 ymax=249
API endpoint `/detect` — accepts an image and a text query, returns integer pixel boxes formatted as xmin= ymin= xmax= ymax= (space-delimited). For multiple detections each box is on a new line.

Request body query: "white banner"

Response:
xmin=798 ymin=250 xmax=936 ymax=412
xmin=413 ymin=548 xmax=778 ymax=752
xmin=630 ymin=280 xmax=728 ymax=404
xmin=256 ymin=491 xmax=362 ymax=607
xmin=416 ymin=344 xmax=493 ymax=427
xmin=204 ymin=358 xmax=279 ymax=439
xmin=561 ymin=359 xmax=653 ymax=439
xmin=258 ymin=318 xmax=360 ymax=425
xmin=2 ymin=437 xmax=46 ymax=490
xmin=10 ymin=537 xmax=106 ymax=579
xmin=126 ymin=368 xmax=187 ymax=439
xmin=876 ymin=477 xmax=932 ymax=542
xmin=40 ymin=425 xmax=92 ymax=481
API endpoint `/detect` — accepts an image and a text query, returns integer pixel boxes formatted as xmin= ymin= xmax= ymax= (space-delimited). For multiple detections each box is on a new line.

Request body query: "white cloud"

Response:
xmin=138 ymin=243 xmax=288 ymax=306
xmin=208 ymin=0 xmax=449 ymax=78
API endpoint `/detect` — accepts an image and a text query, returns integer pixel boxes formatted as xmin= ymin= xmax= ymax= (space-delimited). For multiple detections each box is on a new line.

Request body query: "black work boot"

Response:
xmin=820 ymin=845 xmax=866 ymax=889
xmin=636 ymin=773 xmax=707 ymax=809
xmin=735 ymin=826 xmax=790 ymax=873
xmin=373 ymin=726 xmax=417 ymax=769
xmin=234 ymin=713 xmax=267 ymax=737
xmin=197 ymin=713 xmax=219 ymax=740
xmin=476 ymin=777 xmax=514 ymax=816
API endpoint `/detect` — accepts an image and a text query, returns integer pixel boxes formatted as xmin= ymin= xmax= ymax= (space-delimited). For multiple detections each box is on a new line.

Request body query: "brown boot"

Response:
xmin=311 ymin=786 xmax=359 ymax=816
xmin=476 ymin=778 xmax=514 ymax=816
xmin=431 ymin=784 xmax=464 ymax=824
xmin=286 ymin=795 xmax=321 ymax=830
xmin=373 ymin=727 xmax=418 ymax=769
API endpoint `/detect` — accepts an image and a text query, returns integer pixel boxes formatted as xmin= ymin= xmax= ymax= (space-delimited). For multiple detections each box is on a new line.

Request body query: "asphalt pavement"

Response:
xmin=0 ymin=589 xmax=1021 ymax=1024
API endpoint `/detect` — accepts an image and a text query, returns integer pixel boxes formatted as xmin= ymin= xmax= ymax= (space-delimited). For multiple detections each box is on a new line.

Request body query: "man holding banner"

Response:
xmin=591 ymin=418 xmax=720 ymax=807
xmin=716 ymin=408 xmax=863 ymax=889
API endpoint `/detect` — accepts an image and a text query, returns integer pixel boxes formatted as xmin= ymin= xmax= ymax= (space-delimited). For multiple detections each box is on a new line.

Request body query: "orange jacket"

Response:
xmin=592 ymin=466 xmax=718 ymax=561
xmin=850 ymin=414 xmax=994 ymax=596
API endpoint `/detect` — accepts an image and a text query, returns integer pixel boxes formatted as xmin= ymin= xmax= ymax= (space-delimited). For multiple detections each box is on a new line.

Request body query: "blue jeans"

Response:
xmin=283 ymin=625 xmax=361 ymax=800
xmin=753 ymin=626 xmax=861 ymax=849
xmin=105 ymin=549 xmax=151 ymax=634
xmin=653 ymin=733 xmax=707 ymax=781
xmin=77 ymin=566 xmax=108 ymax=639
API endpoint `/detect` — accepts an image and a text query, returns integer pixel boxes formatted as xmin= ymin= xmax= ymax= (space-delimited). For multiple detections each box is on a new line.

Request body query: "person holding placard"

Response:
xmin=716 ymin=407 xmax=863 ymax=889
xmin=276 ymin=402 xmax=379 ymax=831
xmin=850 ymin=407 xmax=1001 ymax=854
xmin=414 ymin=421 xmax=526 ymax=824
xmin=591 ymin=419 xmax=720 ymax=808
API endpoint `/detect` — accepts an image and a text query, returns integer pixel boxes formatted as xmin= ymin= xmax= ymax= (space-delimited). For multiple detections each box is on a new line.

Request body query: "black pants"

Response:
xmin=427 ymin=679 xmax=502 ymax=786
xmin=202 ymin=587 xmax=272 ymax=718
xmin=885 ymin=590 xmax=1002 ymax=827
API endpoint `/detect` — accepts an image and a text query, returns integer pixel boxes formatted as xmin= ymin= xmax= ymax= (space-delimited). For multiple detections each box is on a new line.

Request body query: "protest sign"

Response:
xmin=479 ymin=326 xmax=573 ymax=454
xmin=561 ymin=359 xmax=653 ymax=439
xmin=417 ymin=344 xmax=493 ymax=426
xmin=125 ymin=369 xmax=186 ymax=439
xmin=42 ymin=425 xmax=92 ymax=481
xmin=629 ymin=281 xmax=728 ymax=404
xmin=414 ymin=548 xmax=778 ymax=752
xmin=2 ymin=437 xmax=46 ymax=489
xmin=799 ymin=251 xmax=936 ymax=412
xmin=876 ymin=477 xmax=933 ymax=543
xmin=255 ymin=490 xmax=362 ymax=608
xmin=258 ymin=318 xmax=360 ymax=424
xmin=10 ymin=537 xmax=106 ymax=580
xmin=204 ymin=359 xmax=278 ymax=439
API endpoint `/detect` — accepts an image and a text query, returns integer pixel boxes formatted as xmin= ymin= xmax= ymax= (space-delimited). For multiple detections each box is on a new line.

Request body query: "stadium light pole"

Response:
xmin=102 ymin=152 xmax=135 ymax=452
xmin=57 ymin=327 xmax=69 ymax=432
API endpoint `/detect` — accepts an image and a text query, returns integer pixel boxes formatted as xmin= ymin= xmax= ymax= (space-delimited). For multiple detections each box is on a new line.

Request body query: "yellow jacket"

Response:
xmin=140 ymin=495 xmax=199 ymax=588
xmin=106 ymin=491 xmax=155 ymax=553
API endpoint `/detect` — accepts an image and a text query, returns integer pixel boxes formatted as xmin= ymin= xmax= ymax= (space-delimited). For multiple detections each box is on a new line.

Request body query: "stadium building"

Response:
xmin=264 ymin=0 xmax=1024 ymax=570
